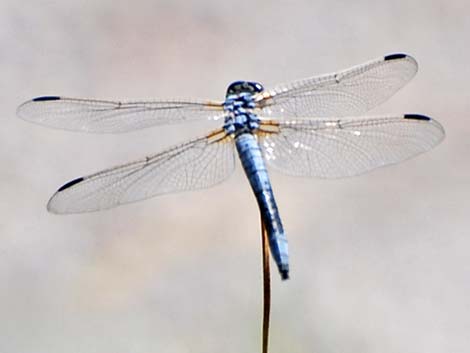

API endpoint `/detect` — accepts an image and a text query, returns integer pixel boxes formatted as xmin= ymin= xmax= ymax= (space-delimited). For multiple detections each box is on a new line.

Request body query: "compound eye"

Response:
xmin=226 ymin=81 xmax=245 ymax=96
xmin=249 ymin=82 xmax=264 ymax=93
xmin=225 ymin=81 xmax=264 ymax=97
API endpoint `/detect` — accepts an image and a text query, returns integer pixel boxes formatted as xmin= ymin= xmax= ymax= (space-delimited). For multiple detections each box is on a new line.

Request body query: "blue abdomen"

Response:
xmin=235 ymin=132 xmax=289 ymax=279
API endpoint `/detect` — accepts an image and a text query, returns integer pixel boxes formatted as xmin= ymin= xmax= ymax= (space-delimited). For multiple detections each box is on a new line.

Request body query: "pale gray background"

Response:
xmin=1 ymin=1 xmax=469 ymax=352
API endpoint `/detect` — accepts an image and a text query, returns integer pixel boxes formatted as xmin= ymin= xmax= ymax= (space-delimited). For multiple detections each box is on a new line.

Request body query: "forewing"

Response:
xmin=17 ymin=96 xmax=225 ymax=133
xmin=48 ymin=129 xmax=235 ymax=214
xmin=258 ymin=115 xmax=444 ymax=178
xmin=256 ymin=54 xmax=418 ymax=118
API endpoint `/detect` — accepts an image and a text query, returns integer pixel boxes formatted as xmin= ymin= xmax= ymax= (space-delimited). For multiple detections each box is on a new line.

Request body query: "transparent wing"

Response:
xmin=255 ymin=54 xmax=418 ymax=118
xmin=258 ymin=115 xmax=445 ymax=178
xmin=47 ymin=129 xmax=235 ymax=214
xmin=17 ymin=96 xmax=225 ymax=133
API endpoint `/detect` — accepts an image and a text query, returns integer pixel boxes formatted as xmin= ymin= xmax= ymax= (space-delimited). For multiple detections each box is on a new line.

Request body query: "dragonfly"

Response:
xmin=17 ymin=53 xmax=445 ymax=280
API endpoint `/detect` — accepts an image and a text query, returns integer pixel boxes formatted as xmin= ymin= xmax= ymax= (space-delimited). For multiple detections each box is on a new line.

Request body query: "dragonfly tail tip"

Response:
xmin=280 ymin=270 xmax=290 ymax=281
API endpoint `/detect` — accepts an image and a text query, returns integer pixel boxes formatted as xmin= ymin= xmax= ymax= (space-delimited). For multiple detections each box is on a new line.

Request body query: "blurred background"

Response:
xmin=1 ymin=0 xmax=469 ymax=352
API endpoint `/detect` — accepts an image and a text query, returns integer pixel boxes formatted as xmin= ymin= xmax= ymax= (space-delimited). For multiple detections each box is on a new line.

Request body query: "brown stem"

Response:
xmin=261 ymin=217 xmax=271 ymax=353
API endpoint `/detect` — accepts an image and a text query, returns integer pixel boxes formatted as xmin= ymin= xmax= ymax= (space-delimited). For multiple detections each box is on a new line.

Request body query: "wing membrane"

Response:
xmin=47 ymin=129 xmax=235 ymax=213
xmin=256 ymin=54 xmax=418 ymax=118
xmin=258 ymin=115 xmax=444 ymax=178
xmin=17 ymin=96 xmax=225 ymax=133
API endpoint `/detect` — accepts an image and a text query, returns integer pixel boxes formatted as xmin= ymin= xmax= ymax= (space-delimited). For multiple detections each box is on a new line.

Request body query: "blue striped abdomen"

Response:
xmin=235 ymin=132 xmax=289 ymax=279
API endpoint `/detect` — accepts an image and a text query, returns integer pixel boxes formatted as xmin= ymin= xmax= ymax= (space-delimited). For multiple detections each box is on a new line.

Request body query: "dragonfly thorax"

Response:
xmin=223 ymin=112 xmax=260 ymax=136
xmin=223 ymin=81 xmax=263 ymax=136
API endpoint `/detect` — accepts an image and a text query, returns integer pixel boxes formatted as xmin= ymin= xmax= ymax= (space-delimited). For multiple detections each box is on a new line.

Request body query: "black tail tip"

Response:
xmin=280 ymin=270 xmax=290 ymax=280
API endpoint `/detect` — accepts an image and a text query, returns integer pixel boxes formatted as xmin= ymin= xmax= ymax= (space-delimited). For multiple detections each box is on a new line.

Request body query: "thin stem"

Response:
xmin=261 ymin=217 xmax=271 ymax=353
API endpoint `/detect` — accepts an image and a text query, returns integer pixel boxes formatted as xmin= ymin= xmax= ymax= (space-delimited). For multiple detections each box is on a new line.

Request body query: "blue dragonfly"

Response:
xmin=17 ymin=53 xmax=445 ymax=280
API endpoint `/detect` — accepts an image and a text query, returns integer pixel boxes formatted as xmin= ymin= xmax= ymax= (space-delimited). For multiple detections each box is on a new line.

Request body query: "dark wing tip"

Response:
xmin=384 ymin=53 xmax=408 ymax=61
xmin=57 ymin=177 xmax=84 ymax=192
xmin=404 ymin=114 xmax=431 ymax=121
xmin=32 ymin=96 xmax=61 ymax=102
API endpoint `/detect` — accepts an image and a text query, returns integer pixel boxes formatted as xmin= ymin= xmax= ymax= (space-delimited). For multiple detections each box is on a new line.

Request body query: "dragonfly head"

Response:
xmin=225 ymin=81 xmax=264 ymax=98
